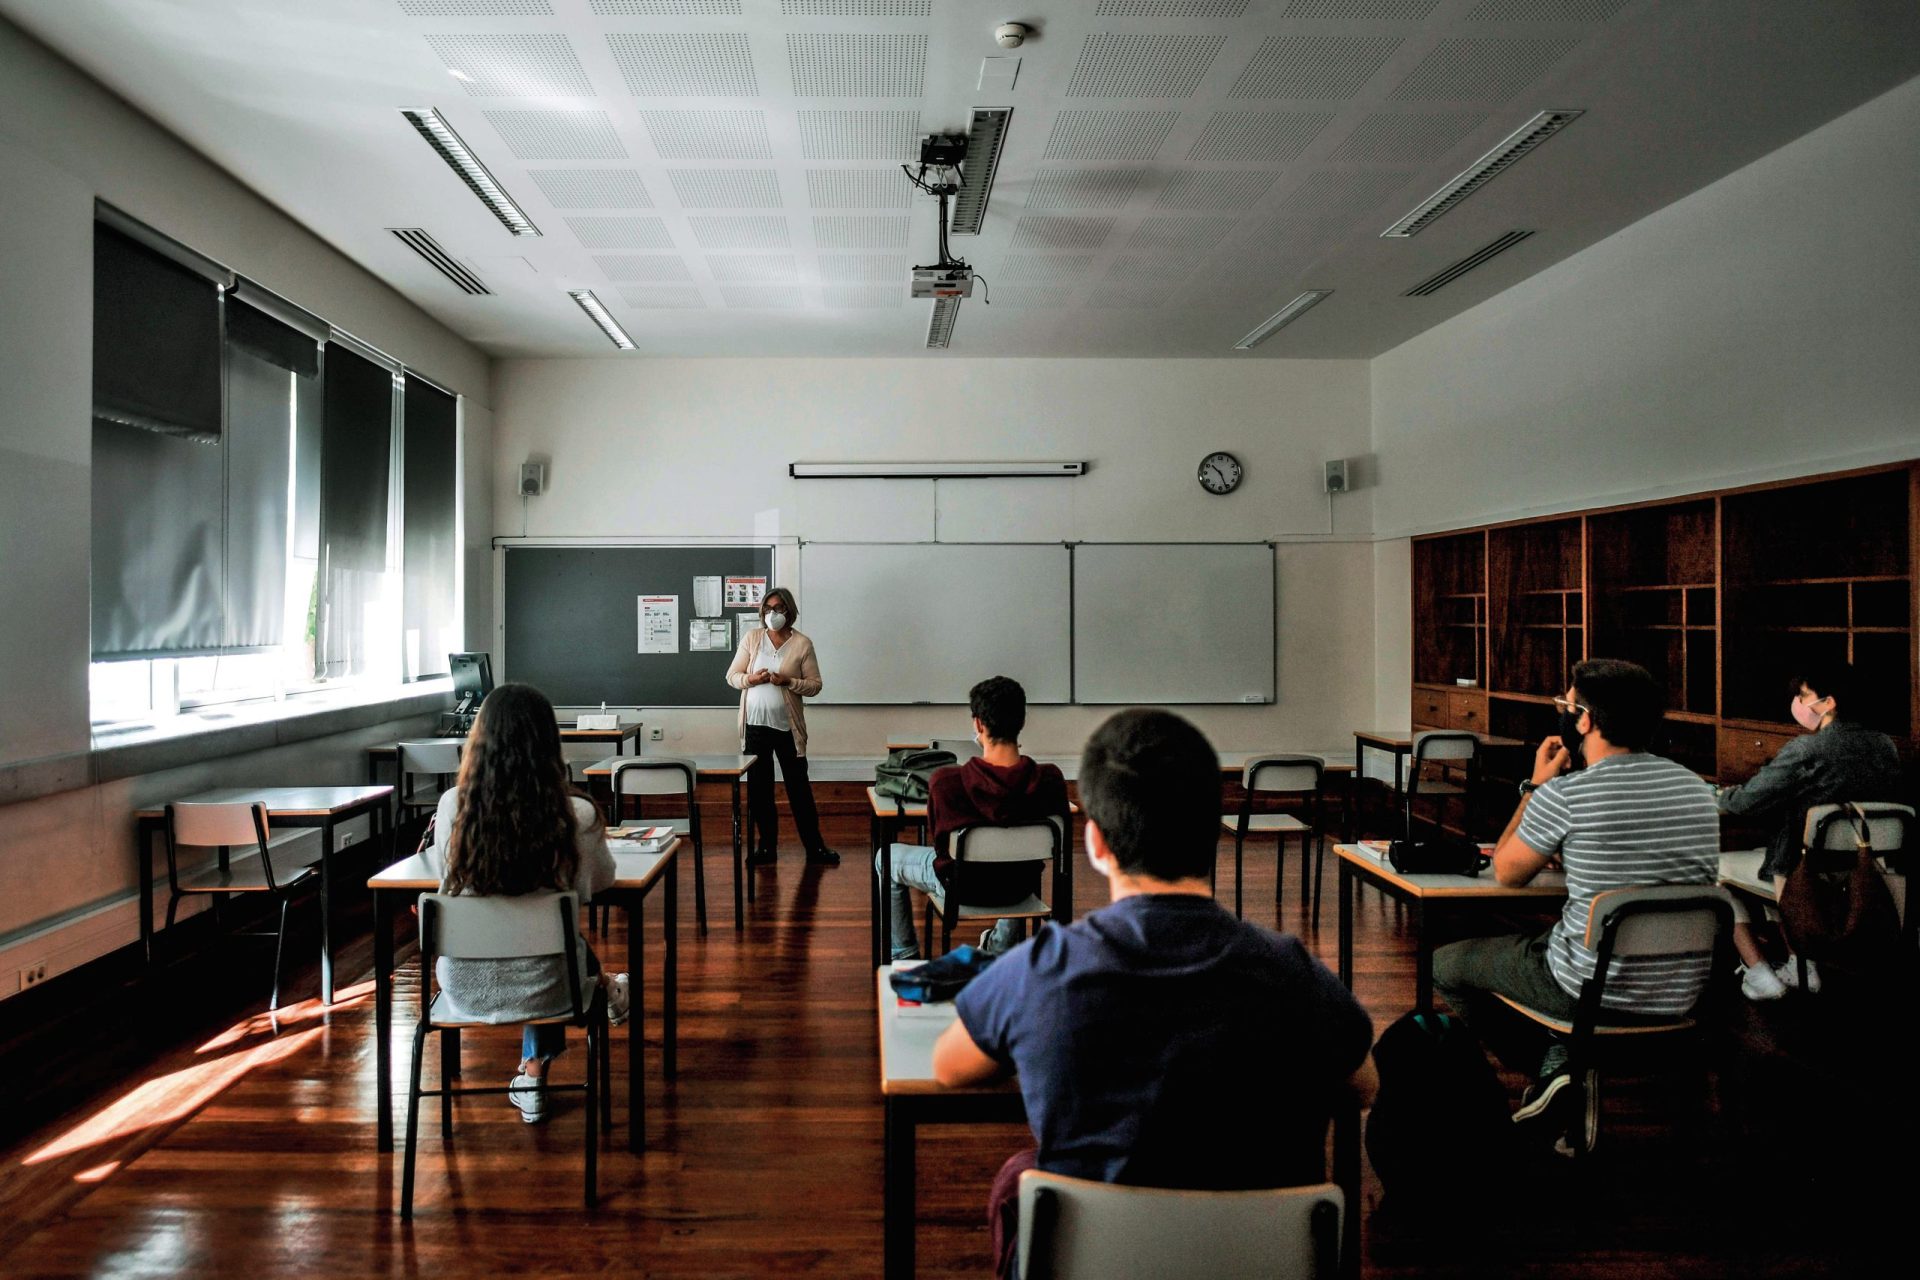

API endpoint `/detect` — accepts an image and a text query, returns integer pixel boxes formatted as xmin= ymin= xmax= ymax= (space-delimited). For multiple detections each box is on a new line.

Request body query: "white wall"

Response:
xmin=493 ymin=357 xmax=1375 ymax=757
xmin=1369 ymin=76 xmax=1920 ymax=719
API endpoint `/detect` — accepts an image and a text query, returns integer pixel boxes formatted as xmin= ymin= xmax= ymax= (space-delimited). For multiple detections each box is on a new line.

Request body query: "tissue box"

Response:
xmin=576 ymin=713 xmax=621 ymax=730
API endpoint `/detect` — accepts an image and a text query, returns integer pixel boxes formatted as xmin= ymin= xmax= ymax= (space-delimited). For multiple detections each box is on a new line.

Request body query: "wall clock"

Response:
xmin=1198 ymin=451 xmax=1243 ymax=495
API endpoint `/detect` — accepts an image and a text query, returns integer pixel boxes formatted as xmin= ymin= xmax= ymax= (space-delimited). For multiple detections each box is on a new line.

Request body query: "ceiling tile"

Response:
xmin=689 ymin=215 xmax=791 ymax=248
xmin=798 ymin=109 xmax=921 ymax=159
xmin=400 ymin=1 xmax=553 ymax=14
xmin=1127 ymin=215 xmax=1237 ymax=251
xmin=719 ymin=286 xmax=809 ymax=309
xmin=1025 ymin=169 xmax=1143 ymax=210
xmin=485 ymin=109 xmax=627 ymax=159
xmin=781 ymin=1 xmax=930 ymax=13
xmin=616 ymin=284 xmax=707 ymax=308
xmin=706 ymin=253 xmax=801 ymax=281
xmin=593 ymin=1 xmax=741 ymax=13
xmin=787 ymin=34 xmax=927 ymax=97
xmin=1085 ymin=281 xmax=1172 ymax=308
xmin=821 ymin=284 xmax=904 ymax=308
xmin=813 ymin=215 xmax=910 ymax=248
xmin=1280 ymin=0 xmax=1441 ymax=18
xmin=668 ymin=169 xmax=783 ymax=207
xmin=425 ymin=34 xmax=594 ymax=97
xmin=806 ymin=167 xmax=915 ymax=207
xmin=1270 ymin=168 xmax=1417 ymax=224
xmin=640 ymin=109 xmax=772 ymax=159
xmin=1330 ymin=112 xmax=1487 ymax=162
xmin=1467 ymin=0 xmax=1633 ymax=19
xmin=1066 ymin=34 xmax=1226 ymax=98
xmin=1230 ymin=36 xmax=1401 ymax=99
xmin=1154 ymin=169 xmax=1278 ymax=211
xmin=818 ymin=253 xmax=906 ymax=282
xmin=1188 ymin=111 xmax=1331 ymax=162
xmin=1104 ymin=253 xmax=1204 ymax=283
xmin=1042 ymin=110 xmax=1180 ymax=161
xmin=595 ymin=254 xmax=694 ymax=280
xmin=997 ymin=255 xmax=1095 ymax=283
xmin=985 ymin=284 xmax=1071 ymax=308
xmin=528 ymin=169 xmax=652 ymax=208
xmin=566 ymin=215 xmax=675 ymax=248
xmin=1391 ymin=38 xmax=1581 ymax=100
xmin=607 ymin=34 xmax=759 ymax=97
xmin=1096 ymin=1 xmax=1250 ymax=15
xmin=1008 ymin=215 xmax=1115 ymax=251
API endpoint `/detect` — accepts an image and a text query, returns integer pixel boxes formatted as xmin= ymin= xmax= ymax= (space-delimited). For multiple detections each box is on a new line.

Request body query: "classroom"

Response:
xmin=1 ymin=0 xmax=1916 ymax=1275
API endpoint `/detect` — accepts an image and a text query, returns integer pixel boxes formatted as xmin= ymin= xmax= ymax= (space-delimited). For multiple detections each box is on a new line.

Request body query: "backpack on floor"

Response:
xmin=874 ymin=748 xmax=957 ymax=804
xmin=1365 ymin=1010 xmax=1518 ymax=1218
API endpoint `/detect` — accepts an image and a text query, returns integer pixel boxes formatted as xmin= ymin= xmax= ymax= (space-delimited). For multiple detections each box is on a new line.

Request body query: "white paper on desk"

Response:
xmin=689 ymin=616 xmax=731 ymax=652
xmin=638 ymin=595 xmax=679 ymax=654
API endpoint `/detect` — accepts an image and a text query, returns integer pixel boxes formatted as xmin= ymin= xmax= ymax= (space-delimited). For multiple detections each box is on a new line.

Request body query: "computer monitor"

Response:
xmin=448 ymin=652 xmax=494 ymax=715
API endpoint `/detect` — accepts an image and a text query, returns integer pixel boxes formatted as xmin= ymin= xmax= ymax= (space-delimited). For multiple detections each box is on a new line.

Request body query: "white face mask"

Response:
xmin=765 ymin=611 xmax=788 ymax=632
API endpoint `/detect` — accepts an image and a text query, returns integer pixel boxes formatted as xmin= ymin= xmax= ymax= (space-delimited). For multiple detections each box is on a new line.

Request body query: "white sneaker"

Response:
xmin=1738 ymin=962 xmax=1787 ymax=1001
xmin=508 ymin=1072 xmax=548 ymax=1124
xmin=1776 ymin=957 xmax=1822 ymax=994
xmin=607 ymin=972 xmax=631 ymax=1026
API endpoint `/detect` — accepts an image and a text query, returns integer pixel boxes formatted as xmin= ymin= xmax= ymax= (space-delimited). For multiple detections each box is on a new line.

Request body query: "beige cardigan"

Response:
xmin=725 ymin=626 xmax=824 ymax=755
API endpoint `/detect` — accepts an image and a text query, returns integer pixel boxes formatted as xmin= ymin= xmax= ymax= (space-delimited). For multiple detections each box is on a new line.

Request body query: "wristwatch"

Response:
xmin=1517 ymin=780 xmax=1540 ymax=798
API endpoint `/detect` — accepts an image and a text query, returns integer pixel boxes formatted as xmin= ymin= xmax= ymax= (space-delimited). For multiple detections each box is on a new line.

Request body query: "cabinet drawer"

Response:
xmin=1447 ymin=691 xmax=1488 ymax=732
xmin=1414 ymin=689 xmax=1450 ymax=728
xmin=1718 ymin=726 xmax=1796 ymax=783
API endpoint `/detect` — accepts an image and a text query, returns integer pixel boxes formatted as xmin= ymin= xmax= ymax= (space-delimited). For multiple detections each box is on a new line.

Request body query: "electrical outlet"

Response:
xmin=20 ymin=961 xmax=49 ymax=990
xmin=650 ymin=727 xmax=663 ymax=741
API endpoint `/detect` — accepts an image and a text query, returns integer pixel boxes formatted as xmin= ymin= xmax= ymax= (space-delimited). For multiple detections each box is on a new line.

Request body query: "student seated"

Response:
xmin=432 ymin=682 xmax=628 ymax=1124
xmin=932 ymin=708 xmax=1377 ymax=1280
xmin=1433 ymin=658 xmax=1719 ymax=1145
xmin=874 ymin=675 xmax=1069 ymax=960
xmin=1716 ymin=661 xmax=1904 ymax=999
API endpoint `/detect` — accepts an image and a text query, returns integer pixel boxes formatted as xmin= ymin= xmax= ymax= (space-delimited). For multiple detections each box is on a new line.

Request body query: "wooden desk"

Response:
xmin=869 ymin=789 xmax=1077 ymax=969
xmin=368 ymin=839 xmax=678 ymax=1156
xmin=582 ymin=753 xmax=757 ymax=930
xmin=877 ymin=965 xmax=1023 ymax=1280
xmin=1333 ymin=841 xmax=1566 ymax=1013
xmin=134 ymin=785 xmax=393 ymax=1005
xmin=1718 ymin=849 xmax=1774 ymax=902
xmin=365 ymin=722 xmax=643 ymax=786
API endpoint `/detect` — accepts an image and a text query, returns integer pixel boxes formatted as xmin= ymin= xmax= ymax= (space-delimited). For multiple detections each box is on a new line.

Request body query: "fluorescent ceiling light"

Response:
xmin=948 ymin=107 xmax=1013 ymax=236
xmin=568 ymin=289 xmax=635 ymax=350
xmin=1380 ymin=109 xmax=1583 ymax=238
xmin=400 ymin=107 xmax=540 ymax=238
xmin=789 ymin=461 xmax=1088 ymax=479
xmin=1233 ymin=290 xmax=1333 ymax=351
xmin=926 ymin=294 xmax=962 ymax=349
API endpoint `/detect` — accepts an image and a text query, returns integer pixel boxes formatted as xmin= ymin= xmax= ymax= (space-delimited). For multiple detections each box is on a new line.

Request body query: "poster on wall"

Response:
xmin=692 ymin=575 xmax=723 ymax=618
xmin=637 ymin=595 xmax=679 ymax=654
xmin=689 ymin=616 xmax=731 ymax=652
xmin=723 ymin=576 xmax=767 ymax=609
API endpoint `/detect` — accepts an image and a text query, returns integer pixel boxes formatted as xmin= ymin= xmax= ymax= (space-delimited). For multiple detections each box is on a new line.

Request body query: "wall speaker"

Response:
xmin=1324 ymin=459 xmax=1349 ymax=494
xmin=519 ymin=461 xmax=545 ymax=497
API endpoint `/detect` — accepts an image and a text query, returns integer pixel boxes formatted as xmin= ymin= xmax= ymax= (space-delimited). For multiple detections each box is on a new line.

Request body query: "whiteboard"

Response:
xmin=1073 ymin=543 xmax=1276 ymax=705
xmin=801 ymin=543 xmax=1072 ymax=704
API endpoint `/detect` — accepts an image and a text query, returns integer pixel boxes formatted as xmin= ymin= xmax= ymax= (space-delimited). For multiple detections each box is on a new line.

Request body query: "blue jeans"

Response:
xmin=522 ymin=1023 xmax=566 ymax=1065
xmin=876 ymin=844 xmax=1022 ymax=961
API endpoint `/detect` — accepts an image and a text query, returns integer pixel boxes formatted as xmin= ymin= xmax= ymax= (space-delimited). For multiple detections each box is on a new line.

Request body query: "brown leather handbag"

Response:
xmin=1777 ymin=803 xmax=1904 ymax=978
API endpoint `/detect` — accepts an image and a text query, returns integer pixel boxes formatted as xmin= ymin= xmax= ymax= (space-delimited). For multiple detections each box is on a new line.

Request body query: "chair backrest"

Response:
xmin=419 ymin=891 xmax=586 ymax=1013
xmin=166 ymin=801 xmax=271 ymax=850
xmin=1016 ymin=1171 xmax=1343 ymax=1280
xmin=952 ymin=817 xmax=1064 ymax=865
xmin=928 ymin=736 xmax=982 ymax=762
xmin=398 ymin=739 xmax=463 ymax=779
xmin=1803 ymin=802 xmax=1912 ymax=857
xmin=612 ymin=757 xmax=697 ymax=797
xmin=1411 ymin=730 xmax=1476 ymax=764
xmin=1244 ymin=754 xmax=1324 ymax=796
xmin=1584 ymin=885 xmax=1732 ymax=958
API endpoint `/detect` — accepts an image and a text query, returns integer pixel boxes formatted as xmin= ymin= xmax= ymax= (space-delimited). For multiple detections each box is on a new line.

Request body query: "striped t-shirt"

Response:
xmin=1516 ymin=753 xmax=1720 ymax=1016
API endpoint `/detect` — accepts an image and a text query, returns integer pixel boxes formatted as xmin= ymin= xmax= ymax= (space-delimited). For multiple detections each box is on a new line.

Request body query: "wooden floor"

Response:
xmin=0 ymin=805 xmax=1904 ymax=1278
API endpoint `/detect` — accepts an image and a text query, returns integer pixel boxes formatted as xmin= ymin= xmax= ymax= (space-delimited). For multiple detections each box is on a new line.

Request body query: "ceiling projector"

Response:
xmin=910 ymin=264 xmax=975 ymax=299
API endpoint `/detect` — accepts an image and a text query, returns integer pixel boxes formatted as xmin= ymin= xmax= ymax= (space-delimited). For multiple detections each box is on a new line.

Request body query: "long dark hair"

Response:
xmin=443 ymin=682 xmax=594 ymax=895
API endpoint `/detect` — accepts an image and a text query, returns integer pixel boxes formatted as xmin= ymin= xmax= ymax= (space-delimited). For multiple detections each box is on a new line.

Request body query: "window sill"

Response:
xmin=1 ymin=680 xmax=453 ymax=808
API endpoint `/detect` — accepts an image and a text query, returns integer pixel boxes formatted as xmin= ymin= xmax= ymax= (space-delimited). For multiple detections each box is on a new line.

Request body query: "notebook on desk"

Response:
xmin=608 ymin=825 xmax=675 ymax=854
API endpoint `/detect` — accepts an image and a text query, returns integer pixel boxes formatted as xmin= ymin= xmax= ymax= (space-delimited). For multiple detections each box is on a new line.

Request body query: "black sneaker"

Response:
xmin=746 ymin=847 xmax=777 ymax=867
xmin=805 ymin=846 xmax=842 ymax=867
xmin=1512 ymin=1069 xmax=1575 ymax=1127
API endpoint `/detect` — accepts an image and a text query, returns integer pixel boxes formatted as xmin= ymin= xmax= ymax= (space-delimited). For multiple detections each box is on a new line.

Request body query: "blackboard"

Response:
xmin=502 ymin=545 xmax=774 ymax=708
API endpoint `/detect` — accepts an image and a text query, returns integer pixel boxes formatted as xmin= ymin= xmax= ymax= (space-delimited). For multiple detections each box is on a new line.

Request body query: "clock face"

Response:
xmin=1198 ymin=451 xmax=1243 ymax=495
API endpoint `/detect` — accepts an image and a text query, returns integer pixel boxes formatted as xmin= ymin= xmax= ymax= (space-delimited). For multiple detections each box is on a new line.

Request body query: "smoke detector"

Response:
xmin=995 ymin=23 xmax=1030 ymax=48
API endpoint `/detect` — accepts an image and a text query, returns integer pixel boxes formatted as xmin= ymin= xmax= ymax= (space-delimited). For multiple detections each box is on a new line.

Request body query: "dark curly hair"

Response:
xmin=443 ymin=682 xmax=596 ymax=896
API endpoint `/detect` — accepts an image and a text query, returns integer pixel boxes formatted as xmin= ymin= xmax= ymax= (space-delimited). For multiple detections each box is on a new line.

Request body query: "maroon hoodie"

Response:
xmin=928 ymin=755 xmax=1071 ymax=904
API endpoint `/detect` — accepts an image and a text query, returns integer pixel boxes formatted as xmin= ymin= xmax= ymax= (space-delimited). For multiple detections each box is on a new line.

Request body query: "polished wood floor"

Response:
xmin=0 ymin=799 xmax=1903 ymax=1277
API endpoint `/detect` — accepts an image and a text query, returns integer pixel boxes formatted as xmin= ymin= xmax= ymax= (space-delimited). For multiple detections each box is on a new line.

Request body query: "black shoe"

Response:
xmin=1512 ymin=1069 xmax=1574 ymax=1126
xmin=1513 ymin=1068 xmax=1588 ymax=1154
xmin=805 ymin=846 xmax=842 ymax=867
xmin=746 ymin=847 xmax=777 ymax=867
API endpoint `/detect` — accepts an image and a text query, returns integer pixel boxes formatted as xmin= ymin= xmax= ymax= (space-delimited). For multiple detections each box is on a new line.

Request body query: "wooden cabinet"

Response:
xmin=1413 ymin=686 xmax=1449 ymax=728
xmin=1448 ymin=690 xmax=1488 ymax=733
xmin=1718 ymin=725 xmax=1798 ymax=783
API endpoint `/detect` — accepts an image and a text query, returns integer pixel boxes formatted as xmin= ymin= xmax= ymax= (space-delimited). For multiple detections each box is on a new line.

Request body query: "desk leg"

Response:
xmin=664 ymin=857 xmax=678 ymax=1082
xmin=882 ymin=1097 xmax=917 ymax=1280
xmin=319 ymin=821 xmax=336 ymax=1006
xmin=1393 ymin=750 xmax=1407 ymax=841
xmin=731 ymin=777 xmax=745 ymax=931
xmin=136 ymin=819 xmax=156 ymax=967
xmin=877 ymin=821 xmax=893 ymax=969
xmin=374 ymin=887 xmax=396 ymax=1152
xmin=628 ymin=894 xmax=646 ymax=1155
xmin=1413 ymin=901 xmax=1433 ymax=1013
xmin=1337 ymin=860 xmax=1354 ymax=989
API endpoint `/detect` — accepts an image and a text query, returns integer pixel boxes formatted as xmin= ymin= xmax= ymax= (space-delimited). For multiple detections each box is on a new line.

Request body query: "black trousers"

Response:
xmin=743 ymin=724 xmax=826 ymax=856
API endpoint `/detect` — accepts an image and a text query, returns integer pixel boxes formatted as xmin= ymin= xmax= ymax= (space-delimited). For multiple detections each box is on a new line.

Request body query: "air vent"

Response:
xmin=1403 ymin=230 xmax=1534 ymax=296
xmin=948 ymin=107 xmax=1013 ymax=235
xmin=1233 ymin=289 xmax=1332 ymax=350
xmin=1380 ymin=110 xmax=1581 ymax=236
xmin=388 ymin=228 xmax=491 ymax=294
xmin=926 ymin=294 xmax=961 ymax=349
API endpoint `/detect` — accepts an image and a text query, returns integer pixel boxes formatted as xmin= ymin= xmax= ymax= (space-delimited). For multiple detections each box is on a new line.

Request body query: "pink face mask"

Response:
xmin=1790 ymin=696 xmax=1827 ymax=731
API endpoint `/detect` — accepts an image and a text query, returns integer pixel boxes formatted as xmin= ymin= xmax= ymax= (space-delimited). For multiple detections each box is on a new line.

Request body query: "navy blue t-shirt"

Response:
xmin=955 ymin=893 xmax=1373 ymax=1189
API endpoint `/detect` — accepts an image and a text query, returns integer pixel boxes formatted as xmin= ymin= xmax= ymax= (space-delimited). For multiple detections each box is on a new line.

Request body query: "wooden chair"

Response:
xmin=162 ymin=802 xmax=317 ymax=1011
xmin=396 ymin=739 xmax=462 ymax=828
xmin=1405 ymin=730 xmax=1477 ymax=842
xmin=1491 ymin=884 xmax=1734 ymax=1158
xmin=922 ymin=819 xmax=1063 ymax=955
xmin=1016 ymin=1170 xmax=1343 ymax=1280
xmin=1219 ymin=754 xmax=1325 ymax=924
xmin=401 ymin=890 xmax=607 ymax=1218
xmin=927 ymin=736 xmax=982 ymax=762
xmin=610 ymin=757 xmax=706 ymax=935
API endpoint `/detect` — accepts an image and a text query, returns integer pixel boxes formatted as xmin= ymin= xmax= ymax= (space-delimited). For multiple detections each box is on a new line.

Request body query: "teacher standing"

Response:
xmin=727 ymin=587 xmax=839 ymax=867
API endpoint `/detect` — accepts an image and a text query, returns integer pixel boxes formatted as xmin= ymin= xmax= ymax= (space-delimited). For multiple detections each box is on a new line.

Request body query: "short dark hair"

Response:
xmin=1078 ymin=709 xmax=1220 ymax=881
xmin=762 ymin=587 xmax=797 ymax=626
xmin=1794 ymin=660 xmax=1857 ymax=712
xmin=1571 ymin=658 xmax=1664 ymax=751
xmin=969 ymin=675 xmax=1027 ymax=744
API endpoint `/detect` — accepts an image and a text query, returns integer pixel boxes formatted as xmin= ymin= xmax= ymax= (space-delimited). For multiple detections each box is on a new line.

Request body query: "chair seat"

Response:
xmin=176 ymin=855 xmax=318 ymax=895
xmin=926 ymin=891 xmax=1052 ymax=921
xmin=1411 ymin=781 xmax=1467 ymax=797
xmin=1221 ymin=813 xmax=1311 ymax=833
xmin=1491 ymin=992 xmax=1695 ymax=1036
xmin=425 ymin=990 xmax=597 ymax=1030
xmin=399 ymin=783 xmax=448 ymax=810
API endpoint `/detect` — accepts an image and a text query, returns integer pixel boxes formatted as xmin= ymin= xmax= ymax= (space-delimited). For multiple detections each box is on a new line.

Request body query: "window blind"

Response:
xmin=402 ymin=375 xmax=458 ymax=679
xmin=316 ymin=344 xmax=397 ymax=679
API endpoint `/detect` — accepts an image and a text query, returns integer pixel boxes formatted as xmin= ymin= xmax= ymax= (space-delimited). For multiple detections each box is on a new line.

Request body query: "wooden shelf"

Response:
xmin=1747 ymin=573 xmax=1907 ymax=586
xmin=1752 ymin=625 xmax=1909 ymax=635
xmin=1612 ymin=582 xmax=1714 ymax=593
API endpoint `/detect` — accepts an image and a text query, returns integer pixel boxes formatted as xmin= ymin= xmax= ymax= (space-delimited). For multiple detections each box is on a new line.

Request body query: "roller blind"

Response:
xmin=315 ymin=344 xmax=396 ymax=679
xmin=223 ymin=298 xmax=315 ymax=651
xmin=402 ymin=375 xmax=458 ymax=679
xmin=92 ymin=223 xmax=221 ymax=441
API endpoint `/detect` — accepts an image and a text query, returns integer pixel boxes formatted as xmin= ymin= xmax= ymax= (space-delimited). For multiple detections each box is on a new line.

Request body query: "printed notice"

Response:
xmin=637 ymin=595 xmax=679 ymax=654
xmin=689 ymin=616 xmax=731 ymax=652
xmin=692 ymin=575 xmax=723 ymax=618
xmin=723 ymin=576 xmax=767 ymax=609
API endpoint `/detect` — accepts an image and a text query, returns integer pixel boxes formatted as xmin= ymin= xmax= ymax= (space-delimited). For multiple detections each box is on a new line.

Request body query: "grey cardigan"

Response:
xmin=1717 ymin=720 xmax=1904 ymax=878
